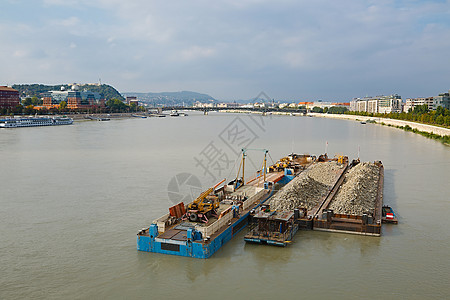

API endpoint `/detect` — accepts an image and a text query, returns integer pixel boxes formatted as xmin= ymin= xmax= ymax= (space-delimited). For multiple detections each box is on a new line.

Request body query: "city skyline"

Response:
xmin=1 ymin=0 xmax=450 ymax=101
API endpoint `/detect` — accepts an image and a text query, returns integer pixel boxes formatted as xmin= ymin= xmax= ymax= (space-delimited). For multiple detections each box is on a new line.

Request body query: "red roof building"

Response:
xmin=0 ymin=86 xmax=20 ymax=108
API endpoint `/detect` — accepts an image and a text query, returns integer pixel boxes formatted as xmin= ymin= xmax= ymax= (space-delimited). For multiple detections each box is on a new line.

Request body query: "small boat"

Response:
xmin=132 ymin=114 xmax=147 ymax=118
xmin=382 ymin=205 xmax=398 ymax=224
xmin=360 ymin=121 xmax=366 ymax=124
xmin=170 ymin=110 xmax=179 ymax=117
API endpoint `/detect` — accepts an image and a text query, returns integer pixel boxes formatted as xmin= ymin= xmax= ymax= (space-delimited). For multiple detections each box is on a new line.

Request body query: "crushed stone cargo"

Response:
xmin=269 ymin=161 xmax=342 ymax=211
xmin=328 ymin=162 xmax=381 ymax=215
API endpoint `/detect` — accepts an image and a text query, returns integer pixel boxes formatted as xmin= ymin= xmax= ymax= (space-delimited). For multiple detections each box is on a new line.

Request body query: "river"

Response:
xmin=1 ymin=112 xmax=449 ymax=299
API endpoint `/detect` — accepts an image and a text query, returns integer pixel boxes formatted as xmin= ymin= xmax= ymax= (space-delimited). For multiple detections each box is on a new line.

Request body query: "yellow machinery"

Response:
xmin=186 ymin=179 xmax=225 ymax=222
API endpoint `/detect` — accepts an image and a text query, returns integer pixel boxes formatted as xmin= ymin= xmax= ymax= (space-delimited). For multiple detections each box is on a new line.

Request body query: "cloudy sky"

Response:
xmin=1 ymin=0 xmax=449 ymax=101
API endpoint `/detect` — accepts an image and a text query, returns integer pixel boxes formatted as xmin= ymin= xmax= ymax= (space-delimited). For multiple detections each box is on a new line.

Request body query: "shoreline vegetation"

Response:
xmin=307 ymin=113 xmax=450 ymax=146
xmin=221 ymin=109 xmax=450 ymax=146
xmin=384 ymin=123 xmax=450 ymax=146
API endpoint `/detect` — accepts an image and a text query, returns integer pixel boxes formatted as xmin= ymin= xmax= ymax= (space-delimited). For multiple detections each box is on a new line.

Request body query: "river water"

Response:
xmin=1 ymin=112 xmax=449 ymax=299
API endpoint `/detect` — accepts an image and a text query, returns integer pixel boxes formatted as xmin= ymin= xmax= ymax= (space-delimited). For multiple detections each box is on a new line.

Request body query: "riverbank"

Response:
xmin=309 ymin=113 xmax=450 ymax=145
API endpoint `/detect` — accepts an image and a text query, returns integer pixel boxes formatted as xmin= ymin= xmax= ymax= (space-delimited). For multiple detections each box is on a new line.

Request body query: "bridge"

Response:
xmin=149 ymin=106 xmax=308 ymax=114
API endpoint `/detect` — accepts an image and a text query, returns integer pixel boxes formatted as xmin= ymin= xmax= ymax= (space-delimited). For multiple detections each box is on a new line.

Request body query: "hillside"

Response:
xmin=122 ymin=91 xmax=216 ymax=106
xmin=12 ymin=84 xmax=125 ymax=101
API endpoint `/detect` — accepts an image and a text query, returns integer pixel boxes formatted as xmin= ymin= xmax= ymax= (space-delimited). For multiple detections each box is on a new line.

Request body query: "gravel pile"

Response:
xmin=306 ymin=161 xmax=343 ymax=186
xmin=269 ymin=161 xmax=341 ymax=211
xmin=329 ymin=162 xmax=380 ymax=215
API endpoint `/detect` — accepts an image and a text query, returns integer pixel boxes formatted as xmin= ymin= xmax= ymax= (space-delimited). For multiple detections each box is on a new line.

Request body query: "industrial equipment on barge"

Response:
xmin=137 ymin=150 xmax=316 ymax=258
xmin=245 ymin=205 xmax=304 ymax=246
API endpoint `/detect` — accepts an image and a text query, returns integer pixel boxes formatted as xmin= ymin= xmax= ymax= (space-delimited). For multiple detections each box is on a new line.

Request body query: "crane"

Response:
xmin=185 ymin=179 xmax=226 ymax=222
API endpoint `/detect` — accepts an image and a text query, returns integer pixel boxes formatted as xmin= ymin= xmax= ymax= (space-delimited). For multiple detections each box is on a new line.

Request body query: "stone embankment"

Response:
xmin=270 ymin=161 xmax=342 ymax=211
xmin=328 ymin=162 xmax=380 ymax=215
xmin=309 ymin=113 xmax=450 ymax=136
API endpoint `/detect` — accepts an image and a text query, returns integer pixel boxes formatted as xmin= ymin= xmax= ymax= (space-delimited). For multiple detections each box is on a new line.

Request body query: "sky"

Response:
xmin=1 ymin=0 xmax=450 ymax=101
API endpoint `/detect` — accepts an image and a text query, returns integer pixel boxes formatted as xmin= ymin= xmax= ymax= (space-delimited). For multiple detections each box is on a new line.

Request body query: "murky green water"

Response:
xmin=1 ymin=112 xmax=449 ymax=299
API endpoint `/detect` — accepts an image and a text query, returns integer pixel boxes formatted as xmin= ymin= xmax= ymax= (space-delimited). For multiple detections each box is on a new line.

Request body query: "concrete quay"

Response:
xmin=309 ymin=113 xmax=450 ymax=137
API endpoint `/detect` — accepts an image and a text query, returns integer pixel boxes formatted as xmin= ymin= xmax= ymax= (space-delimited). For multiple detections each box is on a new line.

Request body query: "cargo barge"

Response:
xmin=137 ymin=150 xmax=315 ymax=258
xmin=245 ymin=156 xmax=392 ymax=247
xmin=313 ymin=160 xmax=384 ymax=236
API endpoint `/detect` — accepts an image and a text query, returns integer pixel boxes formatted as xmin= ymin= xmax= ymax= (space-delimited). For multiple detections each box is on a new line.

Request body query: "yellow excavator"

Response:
xmin=186 ymin=179 xmax=225 ymax=222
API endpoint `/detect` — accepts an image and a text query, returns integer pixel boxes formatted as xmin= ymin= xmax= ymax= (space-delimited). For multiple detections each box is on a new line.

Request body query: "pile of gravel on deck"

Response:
xmin=269 ymin=161 xmax=340 ymax=211
xmin=328 ymin=162 xmax=380 ymax=215
xmin=306 ymin=161 xmax=343 ymax=186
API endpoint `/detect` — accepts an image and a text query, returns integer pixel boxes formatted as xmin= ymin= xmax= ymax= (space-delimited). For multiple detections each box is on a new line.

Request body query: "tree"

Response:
xmin=22 ymin=97 xmax=32 ymax=106
xmin=436 ymin=115 xmax=444 ymax=125
xmin=327 ymin=106 xmax=348 ymax=114
xmin=106 ymin=98 xmax=129 ymax=112
xmin=24 ymin=105 xmax=35 ymax=115
xmin=59 ymin=101 xmax=67 ymax=111
xmin=412 ymin=104 xmax=428 ymax=115
xmin=31 ymin=96 xmax=42 ymax=106
xmin=311 ymin=106 xmax=324 ymax=113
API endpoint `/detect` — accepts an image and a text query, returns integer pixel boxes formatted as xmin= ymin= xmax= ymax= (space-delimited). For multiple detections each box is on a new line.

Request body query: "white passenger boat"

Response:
xmin=0 ymin=116 xmax=73 ymax=128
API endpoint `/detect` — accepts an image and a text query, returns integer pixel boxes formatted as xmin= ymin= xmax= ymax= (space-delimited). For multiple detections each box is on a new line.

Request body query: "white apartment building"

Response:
xmin=404 ymin=97 xmax=434 ymax=112
xmin=350 ymin=94 xmax=402 ymax=114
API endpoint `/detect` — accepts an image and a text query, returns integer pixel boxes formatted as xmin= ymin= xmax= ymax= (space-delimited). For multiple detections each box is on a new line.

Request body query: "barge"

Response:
xmin=137 ymin=150 xmax=315 ymax=258
xmin=313 ymin=160 xmax=384 ymax=236
xmin=245 ymin=156 xmax=393 ymax=247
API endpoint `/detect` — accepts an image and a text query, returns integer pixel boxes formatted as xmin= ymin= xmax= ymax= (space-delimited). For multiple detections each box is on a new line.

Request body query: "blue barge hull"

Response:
xmin=137 ymin=210 xmax=252 ymax=259
xmin=137 ymin=159 xmax=303 ymax=259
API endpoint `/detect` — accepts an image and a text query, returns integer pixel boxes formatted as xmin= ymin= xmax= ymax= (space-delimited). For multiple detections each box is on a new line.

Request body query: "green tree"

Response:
xmin=59 ymin=101 xmax=67 ymax=111
xmin=22 ymin=97 xmax=32 ymax=106
xmin=311 ymin=106 xmax=324 ymax=113
xmin=412 ymin=104 xmax=428 ymax=115
xmin=327 ymin=106 xmax=348 ymax=114
xmin=106 ymin=98 xmax=129 ymax=112
xmin=24 ymin=105 xmax=35 ymax=115
xmin=31 ymin=96 xmax=42 ymax=106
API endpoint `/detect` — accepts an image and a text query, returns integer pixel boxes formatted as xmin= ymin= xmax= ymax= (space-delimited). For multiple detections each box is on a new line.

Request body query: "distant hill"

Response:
xmin=12 ymin=84 xmax=125 ymax=101
xmin=122 ymin=91 xmax=216 ymax=106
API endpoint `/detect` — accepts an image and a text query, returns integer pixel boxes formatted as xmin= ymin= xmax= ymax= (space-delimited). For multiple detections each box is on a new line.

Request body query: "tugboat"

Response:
xmin=382 ymin=205 xmax=398 ymax=224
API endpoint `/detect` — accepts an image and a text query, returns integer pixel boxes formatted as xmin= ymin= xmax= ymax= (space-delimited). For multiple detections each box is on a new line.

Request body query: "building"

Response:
xmin=404 ymin=97 xmax=434 ymax=112
xmin=193 ymin=101 xmax=216 ymax=108
xmin=298 ymin=101 xmax=314 ymax=109
xmin=0 ymin=86 xmax=20 ymax=109
xmin=126 ymin=96 xmax=139 ymax=106
xmin=42 ymin=86 xmax=105 ymax=109
xmin=350 ymin=94 xmax=402 ymax=114
xmin=433 ymin=90 xmax=450 ymax=110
